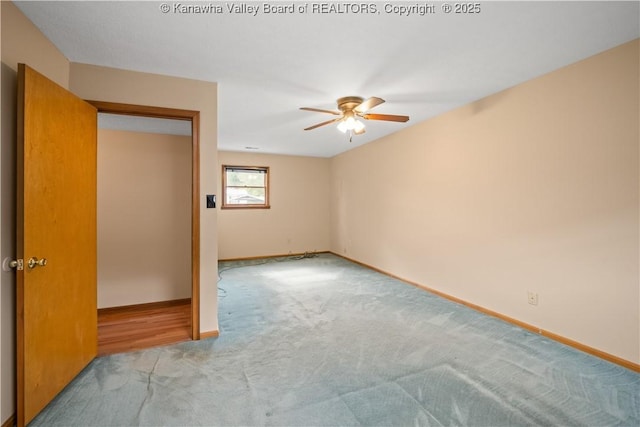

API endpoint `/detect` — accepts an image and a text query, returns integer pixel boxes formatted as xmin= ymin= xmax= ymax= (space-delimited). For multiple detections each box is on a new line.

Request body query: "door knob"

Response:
xmin=27 ymin=257 xmax=47 ymax=269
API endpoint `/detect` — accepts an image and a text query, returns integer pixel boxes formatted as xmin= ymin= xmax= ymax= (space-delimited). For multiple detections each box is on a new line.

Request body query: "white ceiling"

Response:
xmin=15 ymin=1 xmax=640 ymax=158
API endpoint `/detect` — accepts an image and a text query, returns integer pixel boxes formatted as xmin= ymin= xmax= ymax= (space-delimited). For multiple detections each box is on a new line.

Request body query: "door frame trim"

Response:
xmin=87 ymin=101 xmax=201 ymax=340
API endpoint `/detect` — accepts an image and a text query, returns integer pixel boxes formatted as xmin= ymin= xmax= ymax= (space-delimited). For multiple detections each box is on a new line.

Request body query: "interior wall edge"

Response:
xmin=330 ymin=251 xmax=640 ymax=373
xmin=218 ymin=250 xmax=331 ymax=263
xmin=69 ymin=62 xmax=219 ymax=335
xmin=200 ymin=330 xmax=220 ymax=339
xmin=0 ymin=413 xmax=14 ymax=427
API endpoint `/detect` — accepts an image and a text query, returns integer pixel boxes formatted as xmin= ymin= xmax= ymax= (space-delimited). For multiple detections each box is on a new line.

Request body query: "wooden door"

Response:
xmin=16 ymin=64 xmax=97 ymax=426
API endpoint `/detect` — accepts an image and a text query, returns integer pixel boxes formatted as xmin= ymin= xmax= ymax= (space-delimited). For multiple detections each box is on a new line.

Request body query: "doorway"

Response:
xmin=89 ymin=101 xmax=201 ymax=347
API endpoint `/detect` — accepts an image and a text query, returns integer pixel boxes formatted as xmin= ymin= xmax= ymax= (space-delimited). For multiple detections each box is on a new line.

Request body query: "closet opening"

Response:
xmin=89 ymin=102 xmax=201 ymax=355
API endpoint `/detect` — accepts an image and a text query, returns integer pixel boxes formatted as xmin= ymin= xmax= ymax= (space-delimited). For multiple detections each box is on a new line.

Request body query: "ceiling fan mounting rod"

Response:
xmin=337 ymin=96 xmax=364 ymax=113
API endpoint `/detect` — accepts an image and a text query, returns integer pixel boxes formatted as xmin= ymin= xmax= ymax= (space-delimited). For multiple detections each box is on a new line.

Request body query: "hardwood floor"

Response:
xmin=97 ymin=299 xmax=191 ymax=356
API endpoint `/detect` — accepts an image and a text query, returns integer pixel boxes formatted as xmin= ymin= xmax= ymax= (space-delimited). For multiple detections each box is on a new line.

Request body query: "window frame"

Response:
xmin=221 ymin=165 xmax=271 ymax=209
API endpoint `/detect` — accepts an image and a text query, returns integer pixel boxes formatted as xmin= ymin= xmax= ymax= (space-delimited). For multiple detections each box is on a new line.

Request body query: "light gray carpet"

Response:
xmin=32 ymin=253 xmax=639 ymax=426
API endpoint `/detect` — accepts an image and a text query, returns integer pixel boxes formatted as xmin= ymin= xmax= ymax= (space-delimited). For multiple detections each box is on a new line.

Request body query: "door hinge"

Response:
xmin=3 ymin=258 xmax=24 ymax=271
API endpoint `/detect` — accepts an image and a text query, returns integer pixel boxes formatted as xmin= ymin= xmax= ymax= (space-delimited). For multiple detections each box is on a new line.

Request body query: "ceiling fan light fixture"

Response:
xmin=301 ymin=95 xmax=409 ymax=139
xmin=337 ymin=114 xmax=364 ymax=133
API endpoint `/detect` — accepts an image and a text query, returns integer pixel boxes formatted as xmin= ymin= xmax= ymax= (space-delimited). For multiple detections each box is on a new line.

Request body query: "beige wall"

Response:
xmin=330 ymin=39 xmax=639 ymax=364
xmin=97 ymin=129 xmax=191 ymax=308
xmin=0 ymin=2 xmax=71 ymax=423
xmin=0 ymin=2 xmax=69 ymax=88
xmin=0 ymin=4 xmax=637 ymax=425
xmin=218 ymin=151 xmax=331 ymax=260
xmin=70 ymin=63 xmax=219 ymax=334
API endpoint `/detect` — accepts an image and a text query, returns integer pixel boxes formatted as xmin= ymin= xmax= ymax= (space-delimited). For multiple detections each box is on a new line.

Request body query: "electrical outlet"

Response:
xmin=527 ymin=292 xmax=539 ymax=306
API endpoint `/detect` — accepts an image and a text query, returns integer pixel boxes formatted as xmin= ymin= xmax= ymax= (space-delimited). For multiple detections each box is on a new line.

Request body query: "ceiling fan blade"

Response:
xmin=354 ymin=97 xmax=385 ymax=113
xmin=300 ymin=107 xmax=341 ymax=115
xmin=361 ymin=113 xmax=410 ymax=123
xmin=304 ymin=117 xmax=342 ymax=131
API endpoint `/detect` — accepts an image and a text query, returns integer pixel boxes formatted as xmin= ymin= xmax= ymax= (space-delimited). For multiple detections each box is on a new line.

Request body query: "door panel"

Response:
xmin=16 ymin=64 xmax=97 ymax=426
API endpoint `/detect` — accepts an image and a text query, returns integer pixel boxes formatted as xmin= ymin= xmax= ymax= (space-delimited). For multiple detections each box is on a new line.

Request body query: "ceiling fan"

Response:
xmin=300 ymin=96 xmax=409 ymax=141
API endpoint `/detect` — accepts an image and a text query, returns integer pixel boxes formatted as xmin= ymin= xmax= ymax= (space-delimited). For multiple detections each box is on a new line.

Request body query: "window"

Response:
xmin=222 ymin=165 xmax=270 ymax=209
